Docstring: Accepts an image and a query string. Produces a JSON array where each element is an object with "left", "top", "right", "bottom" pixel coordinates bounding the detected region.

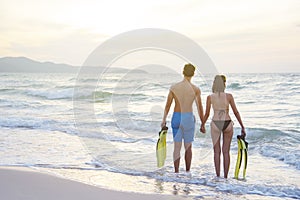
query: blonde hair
[{"left": 212, "top": 75, "right": 226, "bottom": 93}]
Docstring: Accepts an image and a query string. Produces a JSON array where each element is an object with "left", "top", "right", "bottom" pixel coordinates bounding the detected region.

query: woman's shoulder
[
  {"left": 225, "top": 93, "right": 234, "bottom": 99},
  {"left": 210, "top": 92, "right": 233, "bottom": 99},
  {"left": 210, "top": 92, "right": 228, "bottom": 96}
]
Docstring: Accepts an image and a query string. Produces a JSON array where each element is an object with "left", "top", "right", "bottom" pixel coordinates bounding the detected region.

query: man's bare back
[{"left": 170, "top": 80, "right": 200, "bottom": 113}]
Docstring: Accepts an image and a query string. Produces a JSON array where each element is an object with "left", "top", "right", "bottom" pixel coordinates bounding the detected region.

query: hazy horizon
[
  {"left": 1, "top": 56, "right": 299, "bottom": 74},
  {"left": 1, "top": 0, "right": 300, "bottom": 73}
]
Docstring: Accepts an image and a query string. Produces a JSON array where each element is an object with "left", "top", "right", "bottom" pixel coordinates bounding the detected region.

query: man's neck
[{"left": 184, "top": 76, "right": 192, "bottom": 82}]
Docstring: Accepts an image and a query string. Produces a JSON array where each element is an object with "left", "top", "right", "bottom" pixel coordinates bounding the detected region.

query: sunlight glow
[{"left": 0, "top": 0, "right": 299, "bottom": 72}]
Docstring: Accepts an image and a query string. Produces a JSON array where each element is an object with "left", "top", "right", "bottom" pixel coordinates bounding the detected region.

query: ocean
[{"left": 0, "top": 71, "right": 299, "bottom": 199}]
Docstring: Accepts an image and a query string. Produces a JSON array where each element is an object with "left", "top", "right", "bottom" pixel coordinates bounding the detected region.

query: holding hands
[{"left": 200, "top": 123, "right": 206, "bottom": 133}]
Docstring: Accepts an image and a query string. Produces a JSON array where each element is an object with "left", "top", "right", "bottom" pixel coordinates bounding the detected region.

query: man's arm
[
  {"left": 161, "top": 90, "right": 173, "bottom": 127},
  {"left": 200, "top": 95, "right": 211, "bottom": 133},
  {"left": 195, "top": 87, "right": 204, "bottom": 124}
]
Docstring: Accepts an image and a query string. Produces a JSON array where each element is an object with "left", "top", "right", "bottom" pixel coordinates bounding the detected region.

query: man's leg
[
  {"left": 173, "top": 142, "right": 182, "bottom": 173},
  {"left": 184, "top": 143, "right": 192, "bottom": 172}
]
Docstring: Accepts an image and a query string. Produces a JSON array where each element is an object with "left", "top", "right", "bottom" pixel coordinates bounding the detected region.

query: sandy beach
[{"left": 0, "top": 167, "right": 184, "bottom": 200}]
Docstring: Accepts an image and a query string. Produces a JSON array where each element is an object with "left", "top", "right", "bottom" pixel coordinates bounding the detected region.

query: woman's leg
[
  {"left": 222, "top": 122, "right": 234, "bottom": 178},
  {"left": 211, "top": 122, "right": 221, "bottom": 177}
]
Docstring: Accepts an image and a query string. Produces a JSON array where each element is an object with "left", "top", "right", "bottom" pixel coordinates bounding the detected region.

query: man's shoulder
[
  {"left": 170, "top": 81, "right": 200, "bottom": 91},
  {"left": 191, "top": 83, "right": 199, "bottom": 89},
  {"left": 170, "top": 84, "right": 176, "bottom": 90},
  {"left": 191, "top": 83, "right": 200, "bottom": 92},
  {"left": 170, "top": 81, "right": 181, "bottom": 89}
]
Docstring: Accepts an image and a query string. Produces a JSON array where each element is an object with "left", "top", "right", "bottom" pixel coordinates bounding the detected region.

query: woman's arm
[
  {"left": 228, "top": 93, "right": 246, "bottom": 137},
  {"left": 203, "top": 95, "right": 211, "bottom": 124},
  {"left": 161, "top": 90, "right": 173, "bottom": 127}
]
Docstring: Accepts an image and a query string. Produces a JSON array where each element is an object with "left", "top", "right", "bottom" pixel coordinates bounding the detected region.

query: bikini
[
  {"left": 213, "top": 120, "right": 232, "bottom": 131},
  {"left": 211, "top": 94, "right": 231, "bottom": 131}
]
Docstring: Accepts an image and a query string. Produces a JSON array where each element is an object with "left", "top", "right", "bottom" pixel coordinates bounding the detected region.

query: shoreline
[{"left": 0, "top": 166, "right": 185, "bottom": 200}]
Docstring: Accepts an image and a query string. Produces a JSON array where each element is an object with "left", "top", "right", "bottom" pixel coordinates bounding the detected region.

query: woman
[{"left": 201, "top": 75, "right": 246, "bottom": 178}]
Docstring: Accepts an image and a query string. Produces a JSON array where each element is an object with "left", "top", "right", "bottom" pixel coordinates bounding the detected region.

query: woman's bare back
[{"left": 210, "top": 92, "right": 231, "bottom": 121}]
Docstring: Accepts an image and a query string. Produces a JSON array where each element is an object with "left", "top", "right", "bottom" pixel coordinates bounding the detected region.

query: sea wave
[
  {"left": 27, "top": 88, "right": 74, "bottom": 100},
  {"left": 25, "top": 88, "right": 139, "bottom": 101},
  {"left": 77, "top": 91, "right": 113, "bottom": 99},
  {"left": 260, "top": 145, "right": 300, "bottom": 170},
  {"left": 227, "top": 83, "right": 245, "bottom": 90},
  {"left": 215, "top": 182, "right": 300, "bottom": 199},
  {"left": 243, "top": 128, "right": 287, "bottom": 140},
  {"left": 0, "top": 88, "right": 15, "bottom": 92},
  {"left": 0, "top": 116, "right": 76, "bottom": 135},
  {"left": 232, "top": 127, "right": 300, "bottom": 169},
  {"left": 245, "top": 80, "right": 259, "bottom": 85}
]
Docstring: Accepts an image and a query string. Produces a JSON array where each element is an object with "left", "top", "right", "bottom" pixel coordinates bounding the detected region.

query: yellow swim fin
[
  {"left": 234, "top": 135, "right": 248, "bottom": 179},
  {"left": 156, "top": 126, "right": 168, "bottom": 168}
]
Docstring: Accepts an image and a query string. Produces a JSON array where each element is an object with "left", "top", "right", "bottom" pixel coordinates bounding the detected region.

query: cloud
[{"left": 1, "top": 0, "right": 300, "bottom": 72}]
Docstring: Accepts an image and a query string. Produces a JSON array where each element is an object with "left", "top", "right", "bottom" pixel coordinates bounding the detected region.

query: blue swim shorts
[{"left": 171, "top": 112, "right": 195, "bottom": 143}]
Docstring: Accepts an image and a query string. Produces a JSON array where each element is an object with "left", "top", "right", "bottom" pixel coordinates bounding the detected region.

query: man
[{"left": 161, "top": 63, "right": 205, "bottom": 173}]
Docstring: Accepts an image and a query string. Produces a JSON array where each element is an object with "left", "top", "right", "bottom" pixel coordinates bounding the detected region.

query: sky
[{"left": 1, "top": 0, "right": 300, "bottom": 73}]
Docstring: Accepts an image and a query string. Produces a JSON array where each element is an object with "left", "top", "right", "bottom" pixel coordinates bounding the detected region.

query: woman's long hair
[{"left": 212, "top": 75, "right": 226, "bottom": 93}]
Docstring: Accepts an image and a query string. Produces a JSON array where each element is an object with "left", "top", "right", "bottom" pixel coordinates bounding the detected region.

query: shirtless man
[{"left": 161, "top": 63, "right": 205, "bottom": 173}]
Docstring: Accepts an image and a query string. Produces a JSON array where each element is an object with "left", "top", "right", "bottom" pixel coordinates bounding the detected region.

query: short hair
[
  {"left": 183, "top": 63, "right": 195, "bottom": 77},
  {"left": 212, "top": 75, "right": 226, "bottom": 93}
]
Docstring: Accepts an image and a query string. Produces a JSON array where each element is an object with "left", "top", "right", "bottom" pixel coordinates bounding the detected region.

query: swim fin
[
  {"left": 234, "top": 135, "right": 248, "bottom": 179},
  {"left": 156, "top": 126, "right": 168, "bottom": 168}
]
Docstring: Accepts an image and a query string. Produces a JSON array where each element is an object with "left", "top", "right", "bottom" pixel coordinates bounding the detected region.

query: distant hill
[
  {"left": 0, "top": 57, "right": 79, "bottom": 73},
  {"left": 0, "top": 57, "right": 148, "bottom": 74}
]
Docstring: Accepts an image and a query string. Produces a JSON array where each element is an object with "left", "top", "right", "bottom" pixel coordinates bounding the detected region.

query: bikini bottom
[{"left": 212, "top": 120, "right": 232, "bottom": 132}]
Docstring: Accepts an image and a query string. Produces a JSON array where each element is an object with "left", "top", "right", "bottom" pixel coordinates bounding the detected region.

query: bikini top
[{"left": 210, "top": 93, "right": 230, "bottom": 117}]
